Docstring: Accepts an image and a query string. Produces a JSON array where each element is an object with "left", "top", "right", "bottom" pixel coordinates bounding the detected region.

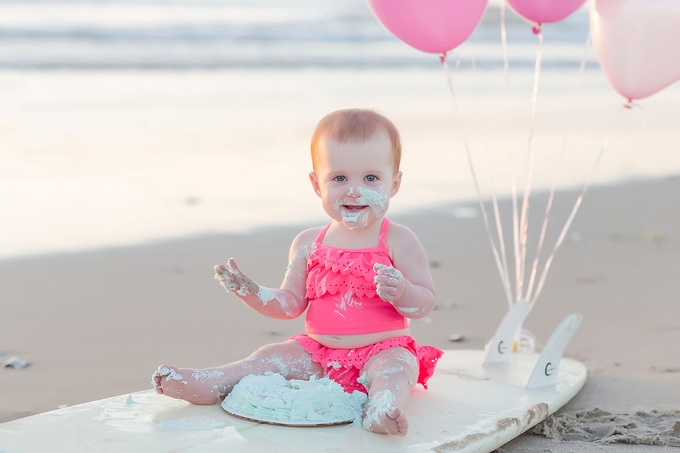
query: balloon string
[
  {"left": 512, "top": 177, "right": 521, "bottom": 304},
  {"left": 493, "top": 175, "right": 513, "bottom": 309},
  {"left": 500, "top": 0, "right": 511, "bottom": 113},
  {"left": 471, "top": 52, "right": 514, "bottom": 309},
  {"left": 531, "top": 106, "right": 623, "bottom": 305},
  {"left": 631, "top": 101, "right": 649, "bottom": 128},
  {"left": 525, "top": 32, "right": 592, "bottom": 303},
  {"left": 517, "top": 31, "right": 543, "bottom": 302},
  {"left": 441, "top": 55, "right": 514, "bottom": 308},
  {"left": 498, "top": 0, "right": 514, "bottom": 306}
]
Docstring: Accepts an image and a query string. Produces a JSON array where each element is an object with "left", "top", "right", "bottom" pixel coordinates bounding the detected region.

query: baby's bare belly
[{"left": 308, "top": 328, "right": 411, "bottom": 349}]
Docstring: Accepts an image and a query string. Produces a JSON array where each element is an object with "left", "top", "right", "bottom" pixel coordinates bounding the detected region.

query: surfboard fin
[
  {"left": 483, "top": 299, "right": 531, "bottom": 366},
  {"left": 525, "top": 313, "right": 583, "bottom": 388}
]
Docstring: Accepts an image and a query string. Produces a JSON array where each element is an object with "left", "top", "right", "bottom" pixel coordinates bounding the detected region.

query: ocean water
[
  {"left": 2, "top": 1, "right": 678, "bottom": 260},
  {"left": 0, "top": 0, "right": 594, "bottom": 70}
]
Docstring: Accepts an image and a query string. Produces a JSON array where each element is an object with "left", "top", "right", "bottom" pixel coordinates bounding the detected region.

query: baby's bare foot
[
  {"left": 152, "top": 365, "right": 184, "bottom": 395},
  {"left": 362, "top": 390, "right": 408, "bottom": 436},
  {"left": 152, "top": 365, "right": 227, "bottom": 405}
]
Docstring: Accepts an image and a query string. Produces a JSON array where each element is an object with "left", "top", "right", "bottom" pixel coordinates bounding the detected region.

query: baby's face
[{"left": 310, "top": 130, "right": 401, "bottom": 230}]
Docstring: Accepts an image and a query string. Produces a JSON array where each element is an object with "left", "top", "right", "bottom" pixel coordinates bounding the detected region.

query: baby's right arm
[{"left": 214, "top": 229, "right": 317, "bottom": 319}]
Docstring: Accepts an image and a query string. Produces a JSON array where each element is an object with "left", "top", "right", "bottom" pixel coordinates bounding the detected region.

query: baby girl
[{"left": 153, "top": 109, "right": 442, "bottom": 436}]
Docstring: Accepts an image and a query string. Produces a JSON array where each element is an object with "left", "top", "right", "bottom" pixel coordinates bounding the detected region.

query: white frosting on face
[
  {"left": 341, "top": 186, "right": 388, "bottom": 230},
  {"left": 340, "top": 210, "right": 361, "bottom": 222},
  {"left": 357, "top": 186, "right": 387, "bottom": 211},
  {"left": 332, "top": 185, "right": 389, "bottom": 230},
  {"left": 340, "top": 209, "right": 369, "bottom": 229}
]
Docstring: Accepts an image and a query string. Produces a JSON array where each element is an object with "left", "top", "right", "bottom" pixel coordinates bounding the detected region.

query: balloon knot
[
  {"left": 439, "top": 53, "right": 447, "bottom": 64},
  {"left": 532, "top": 24, "right": 542, "bottom": 35},
  {"left": 624, "top": 99, "right": 633, "bottom": 109}
]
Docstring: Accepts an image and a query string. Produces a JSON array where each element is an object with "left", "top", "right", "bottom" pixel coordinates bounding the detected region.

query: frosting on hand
[
  {"left": 214, "top": 258, "right": 258, "bottom": 296},
  {"left": 373, "top": 263, "right": 405, "bottom": 303}
]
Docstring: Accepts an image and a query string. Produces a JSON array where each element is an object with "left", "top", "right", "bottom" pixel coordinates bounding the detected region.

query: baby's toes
[
  {"left": 393, "top": 409, "right": 409, "bottom": 436},
  {"left": 152, "top": 364, "right": 183, "bottom": 394}
]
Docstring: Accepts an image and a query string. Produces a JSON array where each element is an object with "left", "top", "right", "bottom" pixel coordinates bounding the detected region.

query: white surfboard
[{"left": 0, "top": 349, "right": 586, "bottom": 453}]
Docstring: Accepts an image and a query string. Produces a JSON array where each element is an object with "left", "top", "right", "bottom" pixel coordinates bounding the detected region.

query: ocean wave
[{"left": 0, "top": 0, "right": 591, "bottom": 70}]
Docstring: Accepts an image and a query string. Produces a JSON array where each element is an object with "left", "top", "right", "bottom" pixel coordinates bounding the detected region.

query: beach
[
  {"left": 2, "top": 0, "right": 680, "bottom": 450},
  {"left": 2, "top": 175, "right": 680, "bottom": 451},
  {"left": 2, "top": 68, "right": 679, "bottom": 261}
]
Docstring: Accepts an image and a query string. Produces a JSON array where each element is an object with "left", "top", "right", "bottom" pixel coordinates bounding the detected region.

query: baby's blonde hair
[{"left": 310, "top": 109, "right": 402, "bottom": 173}]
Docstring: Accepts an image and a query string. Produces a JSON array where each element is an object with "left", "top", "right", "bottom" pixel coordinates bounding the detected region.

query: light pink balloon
[
  {"left": 592, "top": 0, "right": 680, "bottom": 101},
  {"left": 507, "top": 0, "right": 586, "bottom": 24},
  {"left": 367, "top": 0, "right": 488, "bottom": 55}
]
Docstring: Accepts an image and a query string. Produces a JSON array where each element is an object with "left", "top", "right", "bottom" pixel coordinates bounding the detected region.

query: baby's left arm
[{"left": 373, "top": 224, "right": 436, "bottom": 319}]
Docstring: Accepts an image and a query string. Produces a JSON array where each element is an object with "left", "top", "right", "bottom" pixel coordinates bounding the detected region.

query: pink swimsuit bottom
[{"left": 288, "top": 333, "right": 443, "bottom": 395}]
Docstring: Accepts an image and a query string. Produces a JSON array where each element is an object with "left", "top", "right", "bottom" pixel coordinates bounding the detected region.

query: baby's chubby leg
[
  {"left": 153, "top": 340, "right": 323, "bottom": 405},
  {"left": 361, "top": 347, "right": 418, "bottom": 436}
]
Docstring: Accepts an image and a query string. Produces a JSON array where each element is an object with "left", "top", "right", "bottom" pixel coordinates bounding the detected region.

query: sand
[
  {"left": 1, "top": 175, "right": 679, "bottom": 451},
  {"left": 1, "top": 61, "right": 679, "bottom": 450},
  {"left": 3, "top": 68, "right": 680, "bottom": 261},
  {"left": 533, "top": 408, "right": 680, "bottom": 446}
]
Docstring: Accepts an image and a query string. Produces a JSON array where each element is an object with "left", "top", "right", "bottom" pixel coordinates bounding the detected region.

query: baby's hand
[
  {"left": 373, "top": 263, "right": 405, "bottom": 303},
  {"left": 214, "top": 258, "right": 258, "bottom": 297}
]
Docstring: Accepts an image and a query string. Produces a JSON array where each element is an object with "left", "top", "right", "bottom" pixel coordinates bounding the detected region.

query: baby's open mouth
[{"left": 342, "top": 205, "right": 367, "bottom": 212}]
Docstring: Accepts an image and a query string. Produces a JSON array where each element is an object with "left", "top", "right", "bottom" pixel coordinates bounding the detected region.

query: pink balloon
[
  {"left": 592, "top": 0, "right": 680, "bottom": 101},
  {"left": 507, "top": 0, "right": 586, "bottom": 25},
  {"left": 367, "top": 0, "right": 488, "bottom": 55}
]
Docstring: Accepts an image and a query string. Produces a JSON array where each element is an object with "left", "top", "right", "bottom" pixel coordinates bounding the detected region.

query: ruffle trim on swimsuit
[
  {"left": 305, "top": 246, "right": 392, "bottom": 299},
  {"left": 288, "top": 334, "right": 444, "bottom": 392},
  {"left": 415, "top": 345, "right": 444, "bottom": 389},
  {"left": 298, "top": 334, "right": 410, "bottom": 369}
]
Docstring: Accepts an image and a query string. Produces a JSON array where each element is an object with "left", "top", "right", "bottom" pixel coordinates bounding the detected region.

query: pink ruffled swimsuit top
[{"left": 305, "top": 218, "right": 408, "bottom": 335}]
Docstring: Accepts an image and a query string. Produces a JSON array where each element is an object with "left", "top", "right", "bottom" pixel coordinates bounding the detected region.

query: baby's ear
[
  {"left": 390, "top": 171, "right": 403, "bottom": 197},
  {"left": 309, "top": 172, "right": 322, "bottom": 197}
]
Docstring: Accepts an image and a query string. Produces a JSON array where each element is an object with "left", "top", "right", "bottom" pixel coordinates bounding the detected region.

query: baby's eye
[
  {"left": 333, "top": 175, "right": 347, "bottom": 182},
  {"left": 365, "top": 175, "right": 378, "bottom": 182}
]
